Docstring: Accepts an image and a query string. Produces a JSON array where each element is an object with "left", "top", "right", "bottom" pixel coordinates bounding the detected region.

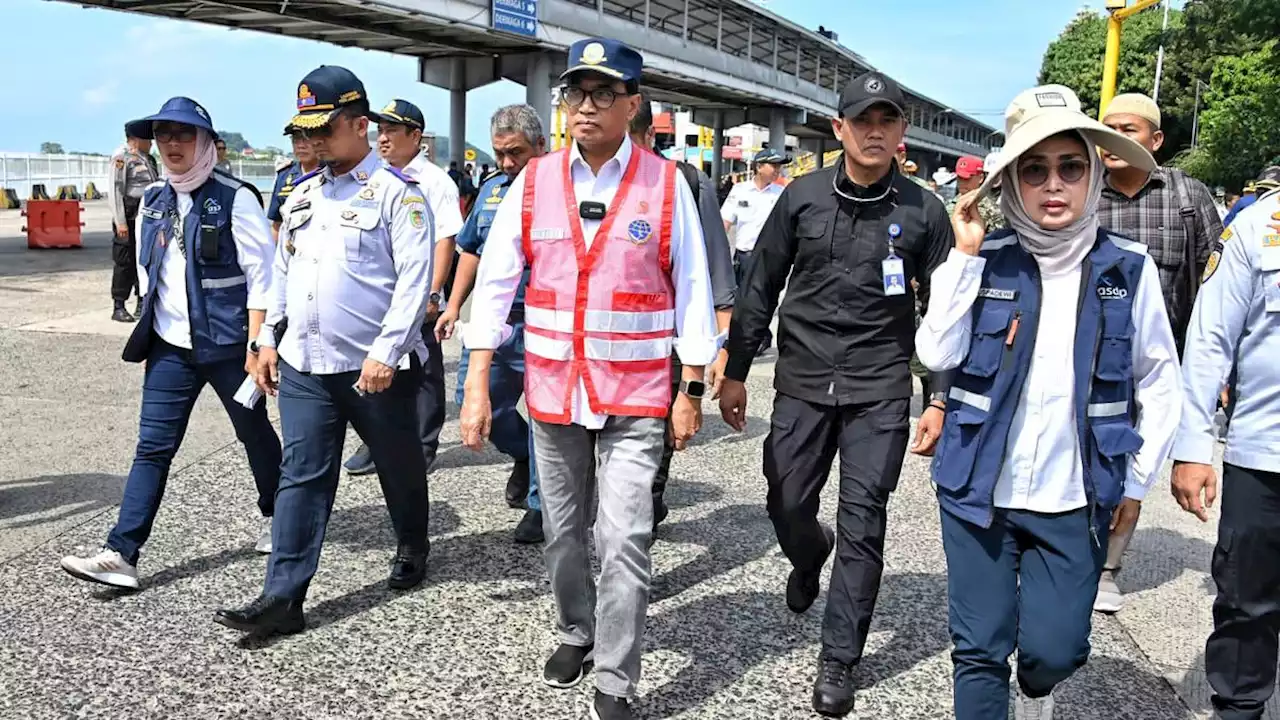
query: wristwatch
[
  {"left": 929, "top": 390, "right": 947, "bottom": 409},
  {"left": 429, "top": 291, "right": 443, "bottom": 305},
  {"left": 679, "top": 379, "right": 707, "bottom": 399},
  {"left": 248, "top": 340, "right": 261, "bottom": 354}
]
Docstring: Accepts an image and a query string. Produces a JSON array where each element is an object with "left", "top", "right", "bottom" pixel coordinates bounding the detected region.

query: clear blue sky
[{"left": 1, "top": 0, "right": 1127, "bottom": 155}]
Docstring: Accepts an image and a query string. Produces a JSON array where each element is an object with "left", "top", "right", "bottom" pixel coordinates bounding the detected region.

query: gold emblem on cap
[
  {"left": 382, "top": 101, "right": 398, "bottom": 113},
  {"left": 581, "top": 42, "right": 607, "bottom": 66},
  {"left": 298, "top": 84, "right": 312, "bottom": 100}
]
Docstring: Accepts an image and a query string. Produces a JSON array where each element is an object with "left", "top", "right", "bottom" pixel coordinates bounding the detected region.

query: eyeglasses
[
  {"left": 560, "top": 86, "right": 627, "bottom": 110},
  {"left": 1019, "top": 159, "right": 1089, "bottom": 187},
  {"left": 153, "top": 125, "right": 197, "bottom": 143},
  {"left": 297, "top": 125, "right": 334, "bottom": 141}
]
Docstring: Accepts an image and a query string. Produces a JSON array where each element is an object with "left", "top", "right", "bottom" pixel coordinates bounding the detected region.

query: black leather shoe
[
  {"left": 513, "top": 509, "right": 544, "bottom": 544},
  {"left": 111, "top": 305, "right": 135, "bottom": 323},
  {"left": 213, "top": 595, "right": 304, "bottom": 636},
  {"left": 812, "top": 657, "right": 855, "bottom": 717},
  {"left": 590, "top": 690, "right": 634, "bottom": 720},
  {"left": 543, "top": 642, "right": 593, "bottom": 688},
  {"left": 388, "top": 545, "right": 427, "bottom": 590},
  {"left": 344, "top": 443, "right": 376, "bottom": 476},
  {"left": 653, "top": 497, "right": 669, "bottom": 531},
  {"left": 787, "top": 525, "right": 835, "bottom": 613},
  {"left": 505, "top": 459, "right": 530, "bottom": 508}
]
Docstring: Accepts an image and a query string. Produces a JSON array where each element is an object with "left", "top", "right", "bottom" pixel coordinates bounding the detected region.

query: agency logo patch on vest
[
  {"left": 409, "top": 208, "right": 426, "bottom": 228},
  {"left": 203, "top": 198, "right": 222, "bottom": 215},
  {"left": 1097, "top": 278, "right": 1129, "bottom": 300},
  {"left": 627, "top": 219, "right": 653, "bottom": 245},
  {"left": 976, "top": 287, "right": 1017, "bottom": 301}
]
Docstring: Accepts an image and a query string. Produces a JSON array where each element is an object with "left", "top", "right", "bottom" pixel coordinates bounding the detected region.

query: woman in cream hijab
[{"left": 915, "top": 85, "right": 1183, "bottom": 719}]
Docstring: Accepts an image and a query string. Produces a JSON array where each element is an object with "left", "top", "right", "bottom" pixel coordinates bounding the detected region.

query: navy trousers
[
  {"left": 265, "top": 358, "right": 427, "bottom": 601},
  {"left": 107, "top": 339, "right": 281, "bottom": 565},
  {"left": 941, "top": 505, "right": 1109, "bottom": 719},
  {"left": 418, "top": 324, "right": 446, "bottom": 470},
  {"left": 455, "top": 320, "right": 539, "bottom": 510},
  {"left": 1208, "top": 463, "right": 1280, "bottom": 720}
]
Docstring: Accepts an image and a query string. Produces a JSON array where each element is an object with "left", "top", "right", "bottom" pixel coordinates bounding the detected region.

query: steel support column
[
  {"left": 450, "top": 57, "right": 466, "bottom": 168},
  {"left": 711, "top": 109, "right": 725, "bottom": 182},
  {"left": 526, "top": 52, "right": 553, "bottom": 143},
  {"left": 769, "top": 107, "right": 786, "bottom": 153}
]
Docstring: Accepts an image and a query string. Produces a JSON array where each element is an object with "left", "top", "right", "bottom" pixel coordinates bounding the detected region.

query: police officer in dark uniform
[
  {"left": 266, "top": 126, "right": 322, "bottom": 238},
  {"left": 718, "top": 71, "right": 953, "bottom": 717},
  {"left": 109, "top": 122, "right": 160, "bottom": 322}
]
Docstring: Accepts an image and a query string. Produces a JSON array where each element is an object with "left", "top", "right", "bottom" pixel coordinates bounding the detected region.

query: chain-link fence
[{"left": 0, "top": 152, "right": 279, "bottom": 201}]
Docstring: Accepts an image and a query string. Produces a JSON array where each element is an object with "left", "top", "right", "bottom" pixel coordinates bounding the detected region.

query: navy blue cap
[
  {"left": 754, "top": 148, "right": 791, "bottom": 165},
  {"left": 127, "top": 97, "right": 215, "bottom": 140},
  {"left": 291, "top": 65, "right": 369, "bottom": 130},
  {"left": 560, "top": 38, "right": 643, "bottom": 84},
  {"left": 372, "top": 99, "right": 425, "bottom": 130}
]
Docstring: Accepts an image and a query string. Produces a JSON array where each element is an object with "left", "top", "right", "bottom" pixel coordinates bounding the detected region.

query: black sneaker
[
  {"left": 344, "top": 443, "right": 376, "bottom": 476},
  {"left": 505, "top": 459, "right": 530, "bottom": 508},
  {"left": 111, "top": 304, "right": 135, "bottom": 323},
  {"left": 811, "top": 657, "right": 855, "bottom": 717},
  {"left": 543, "top": 642, "right": 593, "bottom": 688},
  {"left": 787, "top": 525, "right": 835, "bottom": 613},
  {"left": 513, "top": 509, "right": 544, "bottom": 544},
  {"left": 590, "top": 690, "right": 634, "bottom": 720}
]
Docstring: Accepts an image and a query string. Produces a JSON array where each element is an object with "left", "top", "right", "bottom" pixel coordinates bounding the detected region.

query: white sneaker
[
  {"left": 1094, "top": 570, "right": 1124, "bottom": 614},
  {"left": 255, "top": 517, "right": 273, "bottom": 554},
  {"left": 1014, "top": 686, "right": 1055, "bottom": 720},
  {"left": 60, "top": 548, "right": 139, "bottom": 589}
]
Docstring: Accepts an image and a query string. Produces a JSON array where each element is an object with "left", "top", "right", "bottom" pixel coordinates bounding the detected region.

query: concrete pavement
[{"left": 0, "top": 202, "right": 1262, "bottom": 719}]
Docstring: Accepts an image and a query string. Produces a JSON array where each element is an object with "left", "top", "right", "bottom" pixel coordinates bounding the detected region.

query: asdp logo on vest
[{"left": 1097, "top": 285, "right": 1128, "bottom": 300}]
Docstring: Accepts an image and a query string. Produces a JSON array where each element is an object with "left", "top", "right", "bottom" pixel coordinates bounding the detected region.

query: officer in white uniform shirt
[
  {"left": 60, "top": 97, "right": 281, "bottom": 590},
  {"left": 343, "top": 98, "right": 464, "bottom": 477},
  {"left": 1171, "top": 186, "right": 1280, "bottom": 720},
  {"left": 722, "top": 147, "right": 787, "bottom": 353}
]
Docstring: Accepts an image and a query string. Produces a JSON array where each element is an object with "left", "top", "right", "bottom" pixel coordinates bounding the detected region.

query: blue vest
[
  {"left": 471, "top": 175, "right": 529, "bottom": 310},
  {"left": 932, "top": 228, "right": 1148, "bottom": 533},
  {"left": 129, "top": 173, "right": 249, "bottom": 364}
]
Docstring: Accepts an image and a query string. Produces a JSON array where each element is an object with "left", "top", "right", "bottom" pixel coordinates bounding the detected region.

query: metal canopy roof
[{"left": 51, "top": 0, "right": 996, "bottom": 154}]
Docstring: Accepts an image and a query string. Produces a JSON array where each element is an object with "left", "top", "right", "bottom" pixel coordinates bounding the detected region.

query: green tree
[
  {"left": 39, "top": 141, "right": 64, "bottom": 154},
  {"left": 215, "top": 131, "right": 250, "bottom": 153},
  {"left": 1178, "top": 42, "right": 1280, "bottom": 189}
]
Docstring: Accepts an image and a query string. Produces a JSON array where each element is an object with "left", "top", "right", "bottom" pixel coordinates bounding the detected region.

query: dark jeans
[
  {"left": 1208, "top": 463, "right": 1280, "bottom": 720},
  {"left": 733, "top": 249, "right": 771, "bottom": 351},
  {"left": 941, "top": 506, "right": 1109, "bottom": 719},
  {"left": 456, "top": 320, "right": 538, "bottom": 509},
  {"left": 111, "top": 203, "right": 139, "bottom": 303},
  {"left": 764, "top": 392, "right": 910, "bottom": 665},
  {"left": 107, "top": 339, "right": 281, "bottom": 565},
  {"left": 265, "top": 358, "right": 427, "bottom": 601}
]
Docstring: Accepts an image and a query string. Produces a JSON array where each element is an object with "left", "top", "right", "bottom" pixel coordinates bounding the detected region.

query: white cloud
[{"left": 82, "top": 80, "right": 119, "bottom": 108}]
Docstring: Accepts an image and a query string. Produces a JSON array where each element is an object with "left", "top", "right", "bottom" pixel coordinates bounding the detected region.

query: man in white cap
[
  {"left": 1094, "top": 92, "right": 1223, "bottom": 615},
  {"left": 918, "top": 84, "right": 1180, "bottom": 719}
]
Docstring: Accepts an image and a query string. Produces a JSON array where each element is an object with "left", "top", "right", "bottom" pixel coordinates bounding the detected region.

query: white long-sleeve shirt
[
  {"left": 464, "top": 136, "right": 720, "bottom": 429},
  {"left": 915, "top": 247, "right": 1182, "bottom": 508},
  {"left": 136, "top": 184, "right": 273, "bottom": 350}
]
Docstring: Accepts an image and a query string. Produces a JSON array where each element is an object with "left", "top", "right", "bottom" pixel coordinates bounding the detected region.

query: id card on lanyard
[{"left": 883, "top": 222, "right": 906, "bottom": 296}]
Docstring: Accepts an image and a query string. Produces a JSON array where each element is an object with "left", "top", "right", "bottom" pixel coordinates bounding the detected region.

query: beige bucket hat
[{"left": 977, "top": 84, "right": 1156, "bottom": 200}]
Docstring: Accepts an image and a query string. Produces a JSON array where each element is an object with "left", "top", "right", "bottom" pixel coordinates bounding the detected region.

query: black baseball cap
[
  {"left": 839, "top": 71, "right": 906, "bottom": 119},
  {"left": 290, "top": 65, "right": 370, "bottom": 130},
  {"left": 372, "top": 99, "right": 425, "bottom": 130}
]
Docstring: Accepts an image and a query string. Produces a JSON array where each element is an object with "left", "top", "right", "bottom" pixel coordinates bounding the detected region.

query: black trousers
[
  {"left": 1208, "top": 463, "right": 1280, "bottom": 720},
  {"left": 417, "top": 324, "right": 446, "bottom": 470},
  {"left": 653, "top": 359, "right": 682, "bottom": 506},
  {"left": 733, "top": 250, "right": 771, "bottom": 350},
  {"left": 111, "top": 201, "right": 139, "bottom": 303},
  {"left": 764, "top": 392, "right": 910, "bottom": 665}
]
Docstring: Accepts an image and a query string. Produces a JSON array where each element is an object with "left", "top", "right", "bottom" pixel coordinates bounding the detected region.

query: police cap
[
  {"left": 560, "top": 38, "right": 643, "bottom": 85},
  {"left": 290, "top": 65, "right": 371, "bottom": 130},
  {"left": 372, "top": 99, "right": 426, "bottom": 130}
]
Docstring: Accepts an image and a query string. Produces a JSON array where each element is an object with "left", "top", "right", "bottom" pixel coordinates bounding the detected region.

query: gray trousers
[{"left": 532, "top": 415, "right": 665, "bottom": 699}]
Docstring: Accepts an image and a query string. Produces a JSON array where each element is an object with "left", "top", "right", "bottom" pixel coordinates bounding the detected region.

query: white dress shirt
[
  {"left": 721, "top": 179, "right": 783, "bottom": 253},
  {"left": 136, "top": 185, "right": 273, "bottom": 350},
  {"left": 916, "top": 247, "right": 1182, "bottom": 509},
  {"left": 464, "top": 136, "right": 720, "bottom": 429},
  {"left": 401, "top": 153, "right": 464, "bottom": 240}
]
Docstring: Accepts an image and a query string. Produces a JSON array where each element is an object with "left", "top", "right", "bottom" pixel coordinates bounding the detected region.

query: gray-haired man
[{"left": 435, "top": 104, "right": 548, "bottom": 543}]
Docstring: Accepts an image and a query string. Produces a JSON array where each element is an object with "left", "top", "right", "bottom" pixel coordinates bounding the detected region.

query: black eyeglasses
[
  {"left": 1019, "top": 159, "right": 1089, "bottom": 187},
  {"left": 560, "top": 86, "right": 628, "bottom": 110},
  {"left": 153, "top": 125, "right": 197, "bottom": 143},
  {"left": 297, "top": 125, "right": 334, "bottom": 141}
]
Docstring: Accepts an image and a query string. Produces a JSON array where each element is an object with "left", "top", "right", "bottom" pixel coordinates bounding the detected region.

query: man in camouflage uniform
[
  {"left": 946, "top": 155, "right": 1004, "bottom": 229},
  {"left": 108, "top": 121, "right": 160, "bottom": 323}
]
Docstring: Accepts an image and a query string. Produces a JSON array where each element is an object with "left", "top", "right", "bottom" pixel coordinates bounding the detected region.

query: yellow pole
[
  {"left": 1100, "top": 0, "right": 1162, "bottom": 117},
  {"left": 552, "top": 108, "right": 563, "bottom": 150}
]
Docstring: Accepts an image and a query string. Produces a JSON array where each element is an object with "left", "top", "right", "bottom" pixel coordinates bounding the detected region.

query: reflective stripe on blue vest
[
  {"left": 138, "top": 173, "right": 249, "bottom": 364},
  {"left": 931, "top": 228, "right": 1147, "bottom": 533}
]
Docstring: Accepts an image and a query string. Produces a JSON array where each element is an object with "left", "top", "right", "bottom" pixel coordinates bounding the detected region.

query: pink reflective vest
[{"left": 520, "top": 147, "right": 677, "bottom": 424}]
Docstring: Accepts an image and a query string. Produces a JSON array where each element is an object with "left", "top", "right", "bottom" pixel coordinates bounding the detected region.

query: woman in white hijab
[{"left": 915, "top": 85, "right": 1183, "bottom": 719}]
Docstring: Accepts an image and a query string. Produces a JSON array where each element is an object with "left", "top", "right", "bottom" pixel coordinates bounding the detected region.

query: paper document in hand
[{"left": 234, "top": 375, "right": 263, "bottom": 408}]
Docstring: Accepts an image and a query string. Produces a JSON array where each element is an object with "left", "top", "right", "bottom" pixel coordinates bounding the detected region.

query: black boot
[
  {"left": 213, "top": 595, "right": 305, "bottom": 636},
  {"left": 513, "top": 509, "right": 544, "bottom": 544},
  {"left": 111, "top": 302, "right": 135, "bottom": 323},
  {"left": 505, "top": 459, "right": 530, "bottom": 508},
  {"left": 786, "top": 525, "right": 834, "bottom": 613},
  {"left": 812, "top": 657, "right": 855, "bottom": 716}
]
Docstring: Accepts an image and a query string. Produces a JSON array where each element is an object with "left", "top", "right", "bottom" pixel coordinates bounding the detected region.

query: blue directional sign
[{"left": 492, "top": 0, "right": 538, "bottom": 38}]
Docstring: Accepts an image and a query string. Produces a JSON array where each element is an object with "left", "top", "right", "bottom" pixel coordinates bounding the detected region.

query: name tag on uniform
[
  {"left": 531, "top": 228, "right": 567, "bottom": 241},
  {"left": 141, "top": 207, "right": 163, "bottom": 220},
  {"left": 738, "top": 200, "right": 749, "bottom": 207},
  {"left": 977, "top": 287, "right": 1018, "bottom": 301},
  {"left": 291, "top": 199, "right": 311, "bottom": 213},
  {"left": 882, "top": 257, "right": 906, "bottom": 296}
]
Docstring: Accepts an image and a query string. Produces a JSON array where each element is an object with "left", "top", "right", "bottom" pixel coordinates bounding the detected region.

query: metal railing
[{"left": 0, "top": 152, "right": 279, "bottom": 200}]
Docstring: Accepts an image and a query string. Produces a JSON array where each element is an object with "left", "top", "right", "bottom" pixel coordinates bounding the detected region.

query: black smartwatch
[
  {"left": 929, "top": 391, "right": 947, "bottom": 409},
  {"left": 248, "top": 340, "right": 261, "bottom": 354},
  {"left": 429, "top": 291, "right": 443, "bottom": 305},
  {"left": 679, "top": 379, "right": 707, "bottom": 399}
]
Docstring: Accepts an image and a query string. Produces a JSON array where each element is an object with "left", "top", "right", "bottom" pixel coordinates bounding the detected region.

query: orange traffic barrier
[{"left": 21, "top": 200, "right": 84, "bottom": 249}]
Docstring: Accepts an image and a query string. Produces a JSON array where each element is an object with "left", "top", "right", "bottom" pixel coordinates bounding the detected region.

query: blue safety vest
[
  {"left": 932, "top": 228, "right": 1148, "bottom": 533},
  {"left": 466, "top": 174, "right": 529, "bottom": 310},
  {"left": 135, "top": 173, "right": 251, "bottom": 364}
]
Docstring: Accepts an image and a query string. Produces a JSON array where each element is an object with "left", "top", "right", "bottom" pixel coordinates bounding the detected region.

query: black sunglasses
[{"left": 153, "top": 124, "right": 198, "bottom": 143}]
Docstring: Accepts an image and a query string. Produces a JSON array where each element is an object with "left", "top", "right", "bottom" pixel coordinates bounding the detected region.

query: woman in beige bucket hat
[{"left": 914, "top": 85, "right": 1184, "bottom": 719}]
